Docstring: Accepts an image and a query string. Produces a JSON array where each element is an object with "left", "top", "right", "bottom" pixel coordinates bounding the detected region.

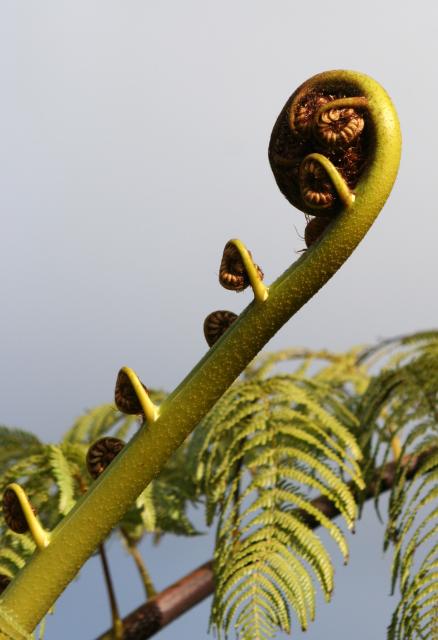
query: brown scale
[
  {"left": 204, "top": 310, "right": 238, "bottom": 347},
  {"left": 299, "top": 159, "right": 336, "bottom": 210},
  {"left": 304, "top": 216, "right": 332, "bottom": 248},
  {"left": 115, "top": 369, "right": 149, "bottom": 415},
  {"left": 86, "top": 437, "right": 125, "bottom": 479},
  {"left": 315, "top": 107, "right": 364, "bottom": 147},
  {"left": 2, "top": 488, "right": 33, "bottom": 534},
  {"left": 0, "top": 574, "right": 11, "bottom": 594},
  {"left": 219, "top": 242, "right": 263, "bottom": 292}
]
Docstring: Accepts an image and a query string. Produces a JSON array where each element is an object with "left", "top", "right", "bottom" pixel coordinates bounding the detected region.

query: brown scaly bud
[
  {"left": 314, "top": 105, "right": 364, "bottom": 147},
  {"left": 304, "top": 216, "right": 332, "bottom": 248},
  {"left": 219, "top": 242, "right": 263, "bottom": 292},
  {"left": 269, "top": 75, "right": 369, "bottom": 217},
  {"left": 2, "top": 487, "right": 34, "bottom": 534},
  {"left": 204, "top": 310, "right": 238, "bottom": 347},
  {"left": 86, "top": 437, "right": 125, "bottom": 479},
  {"left": 115, "top": 369, "right": 149, "bottom": 415},
  {"left": 299, "top": 158, "right": 336, "bottom": 211}
]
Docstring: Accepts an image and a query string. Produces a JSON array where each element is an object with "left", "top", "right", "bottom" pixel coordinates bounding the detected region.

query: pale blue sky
[{"left": 1, "top": 1, "right": 437, "bottom": 638}]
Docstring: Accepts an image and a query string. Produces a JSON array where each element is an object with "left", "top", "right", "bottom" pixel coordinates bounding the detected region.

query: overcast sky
[{"left": 1, "top": 1, "right": 437, "bottom": 639}]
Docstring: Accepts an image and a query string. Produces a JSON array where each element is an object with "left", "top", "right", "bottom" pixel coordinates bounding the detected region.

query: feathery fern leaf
[
  {"left": 47, "top": 445, "right": 77, "bottom": 516},
  {"left": 359, "top": 330, "right": 438, "bottom": 640},
  {"left": 191, "top": 349, "right": 366, "bottom": 639}
]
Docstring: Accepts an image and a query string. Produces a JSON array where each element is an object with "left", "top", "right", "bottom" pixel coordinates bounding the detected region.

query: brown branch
[
  {"left": 95, "top": 448, "right": 435, "bottom": 640},
  {"left": 95, "top": 561, "right": 214, "bottom": 640}
]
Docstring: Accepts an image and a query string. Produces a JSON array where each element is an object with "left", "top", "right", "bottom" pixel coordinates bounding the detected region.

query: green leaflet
[{"left": 47, "top": 446, "right": 76, "bottom": 516}]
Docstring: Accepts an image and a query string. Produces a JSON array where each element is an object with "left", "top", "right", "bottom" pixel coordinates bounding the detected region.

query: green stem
[
  {"left": 0, "top": 70, "right": 401, "bottom": 639},
  {"left": 120, "top": 529, "right": 157, "bottom": 600}
]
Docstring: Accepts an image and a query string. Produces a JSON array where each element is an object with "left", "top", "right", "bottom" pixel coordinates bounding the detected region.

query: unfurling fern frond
[
  {"left": 191, "top": 352, "right": 365, "bottom": 639},
  {"left": 359, "top": 330, "right": 438, "bottom": 640}
]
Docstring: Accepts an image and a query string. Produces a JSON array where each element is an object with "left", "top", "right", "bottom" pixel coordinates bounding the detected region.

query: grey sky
[{"left": 1, "top": 1, "right": 437, "bottom": 638}]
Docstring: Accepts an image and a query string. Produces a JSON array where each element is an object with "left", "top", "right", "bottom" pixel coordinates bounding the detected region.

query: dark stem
[
  {"left": 119, "top": 528, "right": 157, "bottom": 600},
  {"left": 95, "top": 448, "right": 435, "bottom": 640},
  {"left": 99, "top": 543, "right": 124, "bottom": 640}
]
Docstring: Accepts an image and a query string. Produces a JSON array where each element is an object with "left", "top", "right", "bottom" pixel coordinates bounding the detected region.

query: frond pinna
[
  {"left": 191, "top": 348, "right": 366, "bottom": 638},
  {"left": 358, "top": 330, "right": 438, "bottom": 640}
]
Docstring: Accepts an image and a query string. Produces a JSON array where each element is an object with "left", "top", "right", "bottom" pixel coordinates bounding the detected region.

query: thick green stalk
[{"left": 0, "top": 70, "right": 401, "bottom": 639}]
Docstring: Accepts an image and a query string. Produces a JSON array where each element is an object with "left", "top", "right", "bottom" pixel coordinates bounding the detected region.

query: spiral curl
[
  {"left": 86, "top": 437, "right": 125, "bottom": 479},
  {"left": 314, "top": 106, "right": 364, "bottom": 147},
  {"left": 269, "top": 80, "right": 369, "bottom": 217},
  {"left": 115, "top": 369, "right": 149, "bottom": 415},
  {"left": 219, "top": 242, "right": 263, "bottom": 292},
  {"left": 2, "top": 488, "right": 33, "bottom": 534},
  {"left": 204, "top": 310, "right": 238, "bottom": 347},
  {"left": 300, "top": 158, "right": 336, "bottom": 210}
]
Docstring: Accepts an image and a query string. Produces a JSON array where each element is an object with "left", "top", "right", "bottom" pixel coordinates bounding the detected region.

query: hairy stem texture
[{"left": 0, "top": 70, "right": 401, "bottom": 639}]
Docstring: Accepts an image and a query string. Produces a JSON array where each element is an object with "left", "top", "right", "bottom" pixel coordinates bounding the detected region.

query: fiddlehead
[
  {"left": 0, "top": 70, "right": 401, "bottom": 640},
  {"left": 86, "top": 438, "right": 126, "bottom": 480},
  {"left": 270, "top": 82, "right": 371, "bottom": 219},
  {"left": 203, "top": 311, "right": 238, "bottom": 347},
  {"left": 2, "top": 485, "right": 50, "bottom": 550},
  {"left": 114, "top": 368, "right": 159, "bottom": 423},
  {"left": 219, "top": 240, "right": 268, "bottom": 302}
]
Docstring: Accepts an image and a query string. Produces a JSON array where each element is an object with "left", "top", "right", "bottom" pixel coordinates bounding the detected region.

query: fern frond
[
  {"left": 359, "top": 330, "right": 438, "bottom": 639},
  {"left": 192, "top": 356, "right": 365, "bottom": 639},
  {"left": 0, "top": 530, "right": 36, "bottom": 580}
]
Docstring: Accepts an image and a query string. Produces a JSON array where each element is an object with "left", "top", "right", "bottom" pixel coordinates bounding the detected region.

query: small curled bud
[
  {"left": 300, "top": 158, "right": 336, "bottom": 210},
  {"left": 114, "top": 367, "right": 159, "bottom": 423},
  {"left": 290, "top": 92, "right": 334, "bottom": 137},
  {"left": 0, "top": 574, "right": 11, "bottom": 595},
  {"left": 219, "top": 242, "right": 263, "bottom": 292},
  {"left": 304, "top": 216, "right": 332, "bottom": 248},
  {"left": 204, "top": 310, "right": 238, "bottom": 347},
  {"left": 86, "top": 437, "right": 125, "bottom": 479},
  {"left": 115, "top": 369, "right": 149, "bottom": 415},
  {"left": 2, "top": 487, "right": 34, "bottom": 534},
  {"left": 2, "top": 484, "right": 50, "bottom": 548},
  {"left": 314, "top": 105, "right": 364, "bottom": 147}
]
